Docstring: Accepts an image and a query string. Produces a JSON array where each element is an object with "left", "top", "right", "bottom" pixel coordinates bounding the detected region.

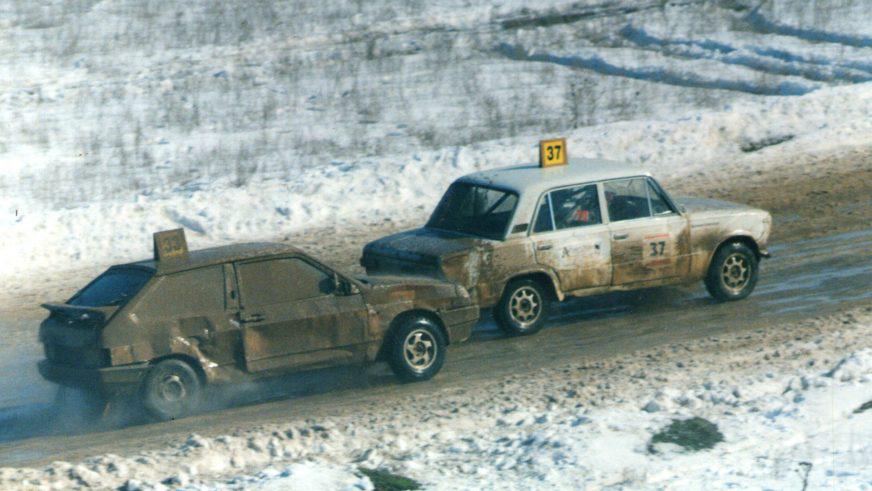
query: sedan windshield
[
  {"left": 69, "top": 268, "right": 153, "bottom": 307},
  {"left": 426, "top": 182, "right": 518, "bottom": 240}
]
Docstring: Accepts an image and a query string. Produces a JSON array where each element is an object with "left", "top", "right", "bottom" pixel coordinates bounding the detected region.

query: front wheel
[
  {"left": 387, "top": 316, "right": 447, "bottom": 382},
  {"left": 140, "top": 359, "right": 203, "bottom": 421},
  {"left": 705, "top": 241, "right": 759, "bottom": 301},
  {"left": 495, "top": 279, "right": 551, "bottom": 336}
]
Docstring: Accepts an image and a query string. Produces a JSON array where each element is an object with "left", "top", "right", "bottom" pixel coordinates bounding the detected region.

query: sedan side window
[
  {"left": 647, "top": 179, "right": 675, "bottom": 215},
  {"left": 532, "top": 194, "right": 555, "bottom": 233},
  {"left": 237, "top": 258, "right": 334, "bottom": 307},
  {"left": 550, "top": 184, "right": 602, "bottom": 230},
  {"left": 603, "top": 178, "right": 652, "bottom": 222}
]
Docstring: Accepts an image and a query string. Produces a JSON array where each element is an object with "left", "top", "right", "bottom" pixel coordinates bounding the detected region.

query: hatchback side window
[
  {"left": 138, "top": 266, "right": 224, "bottom": 315},
  {"left": 237, "top": 258, "right": 334, "bottom": 307},
  {"left": 603, "top": 178, "right": 652, "bottom": 222}
]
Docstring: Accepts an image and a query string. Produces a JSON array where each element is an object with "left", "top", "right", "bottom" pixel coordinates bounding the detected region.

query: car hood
[
  {"left": 674, "top": 197, "right": 757, "bottom": 214},
  {"left": 364, "top": 227, "right": 481, "bottom": 261}
]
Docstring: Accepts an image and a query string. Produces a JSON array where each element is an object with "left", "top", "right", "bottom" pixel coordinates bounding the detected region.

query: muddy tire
[
  {"left": 140, "top": 359, "right": 202, "bottom": 421},
  {"left": 495, "top": 278, "right": 551, "bottom": 336},
  {"left": 705, "top": 241, "right": 759, "bottom": 301},
  {"left": 387, "top": 316, "right": 446, "bottom": 383}
]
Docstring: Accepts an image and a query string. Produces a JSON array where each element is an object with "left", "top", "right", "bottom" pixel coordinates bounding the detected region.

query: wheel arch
[
  {"left": 712, "top": 234, "right": 762, "bottom": 262},
  {"left": 501, "top": 269, "right": 563, "bottom": 302}
]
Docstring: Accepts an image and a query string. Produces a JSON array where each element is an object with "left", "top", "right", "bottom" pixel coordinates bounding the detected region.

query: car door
[
  {"left": 603, "top": 177, "right": 689, "bottom": 285},
  {"left": 530, "top": 182, "right": 612, "bottom": 291},
  {"left": 234, "top": 256, "right": 369, "bottom": 373}
]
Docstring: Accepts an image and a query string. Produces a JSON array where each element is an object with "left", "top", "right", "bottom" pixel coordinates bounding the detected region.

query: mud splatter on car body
[
  {"left": 39, "top": 239, "right": 478, "bottom": 399},
  {"left": 362, "top": 160, "right": 771, "bottom": 310}
]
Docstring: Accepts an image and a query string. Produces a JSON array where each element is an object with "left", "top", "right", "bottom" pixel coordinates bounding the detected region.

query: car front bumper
[{"left": 38, "top": 359, "right": 148, "bottom": 393}]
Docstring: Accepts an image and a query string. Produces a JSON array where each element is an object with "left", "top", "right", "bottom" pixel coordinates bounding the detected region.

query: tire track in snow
[
  {"left": 495, "top": 42, "right": 817, "bottom": 96},
  {"left": 746, "top": 46, "right": 872, "bottom": 77},
  {"left": 744, "top": 7, "right": 872, "bottom": 48},
  {"left": 497, "top": 0, "right": 708, "bottom": 30},
  {"left": 620, "top": 25, "right": 872, "bottom": 84}
]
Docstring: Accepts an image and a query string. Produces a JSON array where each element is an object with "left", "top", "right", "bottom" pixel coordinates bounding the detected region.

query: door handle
[
  {"left": 613, "top": 233, "right": 629, "bottom": 240},
  {"left": 537, "top": 243, "right": 553, "bottom": 251},
  {"left": 239, "top": 313, "right": 265, "bottom": 323}
]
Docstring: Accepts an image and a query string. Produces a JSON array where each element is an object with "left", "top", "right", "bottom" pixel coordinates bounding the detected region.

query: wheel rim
[
  {"left": 403, "top": 329, "right": 437, "bottom": 373},
  {"left": 158, "top": 373, "right": 187, "bottom": 403},
  {"left": 721, "top": 253, "right": 751, "bottom": 293},
  {"left": 509, "top": 286, "right": 542, "bottom": 328}
]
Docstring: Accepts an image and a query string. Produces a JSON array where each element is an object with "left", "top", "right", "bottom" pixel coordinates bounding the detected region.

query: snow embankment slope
[
  {"left": 3, "top": 81, "right": 872, "bottom": 289},
  {"left": 2, "top": 308, "right": 870, "bottom": 490}
]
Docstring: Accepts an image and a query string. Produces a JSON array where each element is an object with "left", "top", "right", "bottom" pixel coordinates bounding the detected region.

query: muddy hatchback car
[
  {"left": 362, "top": 154, "right": 771, "bottom": 336},
  {"left": 39, "top": 230, "right": 478, "bottom": 420}
]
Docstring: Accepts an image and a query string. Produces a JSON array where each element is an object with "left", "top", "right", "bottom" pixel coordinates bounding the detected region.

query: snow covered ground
[
  {"left": 3, "top": 0, "right": 872, "bottom": 291},
  {"left": 1, "top": 308, "right": 870, "bottom": 490},
  {"left": 3, "top": 80, "right": 872, "bottom": 290}
]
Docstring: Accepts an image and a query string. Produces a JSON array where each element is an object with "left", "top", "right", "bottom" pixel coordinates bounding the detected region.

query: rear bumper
[
  {"left": 440, "top": 305, "right": 480, "bottom": 344},
  {"left": 38, "top": 359, "right": 148, "bottom": 393}
]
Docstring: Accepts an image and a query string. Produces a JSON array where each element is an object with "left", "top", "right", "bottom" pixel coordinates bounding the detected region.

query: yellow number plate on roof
[
  {"left": 153, "top": 228, "right": 188, "bottom": 261},
  {"left": 539, "top": 138, "right": 567, "bottom": 167}
]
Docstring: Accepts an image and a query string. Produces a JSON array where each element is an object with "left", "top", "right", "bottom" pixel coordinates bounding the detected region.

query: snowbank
[{"left": 3, "top": 81, "right": 872, "bottom": 286}]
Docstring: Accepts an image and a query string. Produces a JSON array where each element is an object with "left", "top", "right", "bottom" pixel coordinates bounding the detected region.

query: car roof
[
  {"left": 457, "top": 159, "right": 651, "bottom": 195},
  {"left": 120, "top": 242, "right": 304, "bottom": 275}
]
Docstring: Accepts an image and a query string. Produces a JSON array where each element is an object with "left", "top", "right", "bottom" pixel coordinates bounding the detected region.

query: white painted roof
[{"left": 458, "top": 159, "right": 650, "bottom": 196}]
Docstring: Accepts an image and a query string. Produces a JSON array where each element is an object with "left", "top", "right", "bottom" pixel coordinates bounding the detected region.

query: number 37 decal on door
[{"left": 643, "top": 233, "right": 671, "bottom": 266}]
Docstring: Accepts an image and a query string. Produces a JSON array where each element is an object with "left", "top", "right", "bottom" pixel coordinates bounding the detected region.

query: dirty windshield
[
  {"left": 69, "top": 268, "right": 153, "bottom": 307},
  {"left": 426, "top": 182, "right": 518, "bottom": 240}
]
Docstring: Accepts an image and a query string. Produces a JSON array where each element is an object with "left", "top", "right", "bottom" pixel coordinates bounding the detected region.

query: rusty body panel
[
  {"left": 362, "top": 162, "right": 772, "bottom": 309},
  {"left": 38, "top": 242, "right": 478, "bottom": 394}
]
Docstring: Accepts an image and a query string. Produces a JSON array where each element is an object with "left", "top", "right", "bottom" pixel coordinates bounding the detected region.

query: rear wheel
[
  {"left": 140, "top": 359, "right": 202, "bottom": 421},
  {"left": 705, "top": 241, "right": 759, "bottom": 301},
  {"left": 495, "top": 278, "right": 551, "bottom": 336},
  {"left": 387, "top": 316, "right": 446, "bottom": 382}
]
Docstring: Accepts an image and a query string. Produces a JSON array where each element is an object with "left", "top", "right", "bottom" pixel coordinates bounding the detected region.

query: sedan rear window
[
  {"left": 427, "top": 182, "right": 518, "bottom": 240},
  {"left": 69, "top": 268, "right": 153, "bottom": 307}
]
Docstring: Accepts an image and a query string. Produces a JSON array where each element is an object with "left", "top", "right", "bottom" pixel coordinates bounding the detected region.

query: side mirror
[{"left": 333, "top": 273, "right": 359, "bottom": 295}]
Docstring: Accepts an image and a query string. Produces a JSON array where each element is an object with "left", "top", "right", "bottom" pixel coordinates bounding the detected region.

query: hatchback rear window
[{"left": 69, "top": 268, "right": 153, "bottom": 307}]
